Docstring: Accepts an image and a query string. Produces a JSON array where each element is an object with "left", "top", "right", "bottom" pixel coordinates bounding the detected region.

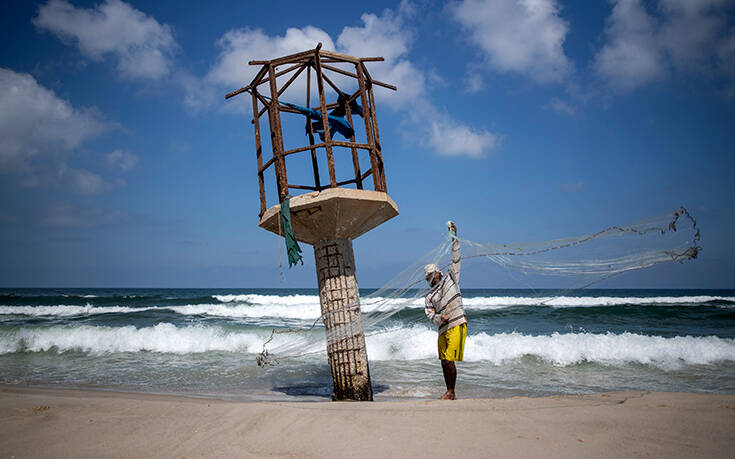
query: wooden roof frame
[{"left": 225, "top": 43, "right": 397, "bottom": 218}]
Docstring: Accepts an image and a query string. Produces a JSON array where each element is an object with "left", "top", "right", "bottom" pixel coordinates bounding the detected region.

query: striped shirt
[{"left": 424, "top": 239, "right": 467, "bottom": 335}]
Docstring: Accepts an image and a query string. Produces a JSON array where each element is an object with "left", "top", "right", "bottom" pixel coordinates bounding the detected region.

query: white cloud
[
  {"left": 594, "top": 0, "right": 664, "bottom": 91},
  {"left": 659, "top": 0, "right": 730, "bottom": 71},
  {"left": 450, "top": 0, "right": 572, "bottom": 83},
  {"left": 106, "top": 149, "right": 138, "bottom": 171},
  {"left": 33, "top": 0, "right": 177, "bottom": 80},
  {"left": 207, "top": 26, "right": 335, "bottom": 90},
  {"left": 594, "top": 0, "right": 735, "bottom": 93},
  {"left": 204, "top": 2, "right": 498, "bottom": 158},
  {"left": 428, "top": 115, "right": 498, "bottom": 158},
  {"left": 542, "top": 97, "right": 576, "bottom": 116},
  {"left": 0, "top": 68, "right": 106, "bottom": 172},
  {"left": 59, "top": 164, "right": 111, "bottom": 195},
  {"left": 465, "top": 74, "right": 484, "bottom": 93}
]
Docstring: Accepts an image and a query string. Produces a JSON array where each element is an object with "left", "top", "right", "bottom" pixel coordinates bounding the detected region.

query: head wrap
[{"left": 424, "top": 264, "right": 440, "bottom": 276}]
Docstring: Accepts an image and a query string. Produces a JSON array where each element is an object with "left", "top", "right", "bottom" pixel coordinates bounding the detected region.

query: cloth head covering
[{"left": 424, "top": 263, "right": 440, "bottom": 276}]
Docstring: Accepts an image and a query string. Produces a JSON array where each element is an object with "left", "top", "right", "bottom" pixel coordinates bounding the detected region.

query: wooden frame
[{"left": 226, "top": 43, "right": 395, "bottom": 218}]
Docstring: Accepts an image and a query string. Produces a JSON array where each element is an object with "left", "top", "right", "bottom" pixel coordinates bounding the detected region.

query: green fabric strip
[{"left": 279, "top": 195, "right": 303, "bottom": 268}]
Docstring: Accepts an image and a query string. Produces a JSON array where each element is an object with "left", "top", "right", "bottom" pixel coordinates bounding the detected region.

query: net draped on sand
[{"left": 256, "top": 207, "right": 701, "bottom": 366}]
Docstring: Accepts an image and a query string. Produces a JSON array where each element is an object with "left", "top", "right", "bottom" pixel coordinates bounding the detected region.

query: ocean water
[{"left": 1, "top": 288, "right": 734, "bottom": 401}]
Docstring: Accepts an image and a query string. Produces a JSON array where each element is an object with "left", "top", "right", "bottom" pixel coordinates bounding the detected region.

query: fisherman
[{"left": 424, "top": 221, "right": 467, "bottom": 400}]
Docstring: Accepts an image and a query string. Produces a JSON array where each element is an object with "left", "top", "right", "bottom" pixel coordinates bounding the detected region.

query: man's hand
[{"left": 440, "top": 313, "right": 450, "bottom": 323}]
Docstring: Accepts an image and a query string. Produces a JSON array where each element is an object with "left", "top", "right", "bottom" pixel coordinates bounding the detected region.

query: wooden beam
[
  {"left": 367, "top": 83, "right": 387, "bottom": 191},
  {"left": 313, "top": 46, "right": 337, "bottom": 188},
  {"left": 321, "top": 64, "right": 397, "bottom": 90},
  {"left": 250, "top": 43, "right": 323, "bottom": 67},
  {"left": 335, "top": 178, "right": 358, "bottom": 187},
  {"left": 276, "top": 63, "right": 307, "bottom": 97},
  {"left": 306, "top": 64, "right": 321, "bottom": 190},
  {"left": 320, "top": 71, "right": 343, "bottom": 95},
  {"left": 251, "top": 90, "right": 266, "bottom": 217},
  {"left": 267, "top": 64, "right": 288, "bottom": 199},
  {"left": 360, "top": 57, "right": 385, "bottom": 62},
  {"left": 287, "top": 184, "right": 319, "bottom": 191},
  {"left": 343, "top": 94, "right": 363, "bottom": 189},
  {"left": 356, "top": 62, "right": 382, "bottom": 192},
  {"left": 319, "top": 49, "right": 361, "bottom": 64}
]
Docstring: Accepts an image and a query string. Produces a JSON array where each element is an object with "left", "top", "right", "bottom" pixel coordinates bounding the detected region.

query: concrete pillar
[{"left": 314, "top": 238, "right": 373, "bottom": 401}]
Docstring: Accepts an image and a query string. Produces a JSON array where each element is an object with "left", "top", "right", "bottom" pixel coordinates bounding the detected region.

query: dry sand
[{"left": 1, "top": 386, "right": 734, "bottom": 458}]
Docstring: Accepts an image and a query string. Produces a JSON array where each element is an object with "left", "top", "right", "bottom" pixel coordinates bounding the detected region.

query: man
[{"left": 424, "top": 221, "right": 467, "bottom": 400}]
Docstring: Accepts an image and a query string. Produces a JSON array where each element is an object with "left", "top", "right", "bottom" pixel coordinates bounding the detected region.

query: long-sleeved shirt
[{"left": 424, "top": 239, "right": 467, "bottom": 335}]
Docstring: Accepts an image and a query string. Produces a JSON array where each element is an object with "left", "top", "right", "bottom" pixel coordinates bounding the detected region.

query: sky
[{"left": 1, "top": 0, "right": 734, "bottom": 288}]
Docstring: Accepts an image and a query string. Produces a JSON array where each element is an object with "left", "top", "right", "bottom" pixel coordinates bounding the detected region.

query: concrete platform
[{"left": 258, "top": 188, "right": 399, "bottom": 245}]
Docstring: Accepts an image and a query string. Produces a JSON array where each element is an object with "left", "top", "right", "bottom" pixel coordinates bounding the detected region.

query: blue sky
[{"left": 1, "top": 0, "right": 734, "bottom": 288}]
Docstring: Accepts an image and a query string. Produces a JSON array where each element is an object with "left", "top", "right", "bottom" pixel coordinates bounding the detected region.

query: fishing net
[{"left": 256, "top": 207, "right": 701, "bottom": 366}]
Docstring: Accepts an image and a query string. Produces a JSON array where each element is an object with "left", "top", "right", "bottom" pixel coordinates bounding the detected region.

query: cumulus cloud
[
  {"left": 0, "top": 68, "right": 106, "bottom": 172},
  {"left": 59, "top": 165, "right": 111, "bottom": 195},
  {"left": 594, "top": 0, "right": 665, "bottom": 91},
  {"left": 106, "top": 149, "right": 138, "bottom": 172},
  {"left": 207, "top": 26, "right": 335, "bottom": 90},
  {"left": 542, "top": 97, "right": 576, "bottom": 116},
  {"left": 203, "top": 1, "right": 498, "bottom": 158},
  {"left": 33, "top": 0, "right": 177, "bottom": 80},
  {"left": 0, "top": 68, "right": 118, "bottom": 195},
  {"left": 428, "top": 115, "right": 498, "bottom": 158},
  {"left": 595, "top": 0, "right": 735, "bottom": 93},
  {"left": 449, "top": 0, "right": 572, "bottom": 83}
]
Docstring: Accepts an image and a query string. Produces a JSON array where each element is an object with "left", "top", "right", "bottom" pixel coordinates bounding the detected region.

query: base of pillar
[{"left": 314, "top": 238, "right": 373, "bottom": 401}]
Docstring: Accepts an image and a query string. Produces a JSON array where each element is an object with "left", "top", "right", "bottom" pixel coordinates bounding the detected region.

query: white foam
[
  {"left": 0, "top": 304, "right": 151, "bottom": 317},
  {"left": 217, "top": 293, "right": 735, "bottom": 309},
  {"left": 3, "top": 323, "right": 735, "bottom": 369},
  {"left": 365, "top": 326, "right": 735, "bottom": 369},
  {"left": 0, "top": 324, "right": 273, "bottom": 355},
  {"left": 169, "top": 304, "right": 321, "bottom": 320},
  {"left": 462, "top": 295, "right": 735, "bottom": 308},
  {"left": 3, "top": 295, "right": 732, "bottom": 320}
]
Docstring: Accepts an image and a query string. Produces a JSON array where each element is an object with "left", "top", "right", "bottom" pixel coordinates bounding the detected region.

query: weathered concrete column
[
  {"left": 314, "top": 238, "right": 372, "bottom": 401},
  {"left": 258, "top": 189, "right": 398, "bottom": 401}
]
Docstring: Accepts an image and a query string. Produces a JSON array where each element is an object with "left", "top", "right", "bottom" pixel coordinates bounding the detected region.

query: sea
[{"left": 1, "top": 288, "right": 734, "bottom": 401}]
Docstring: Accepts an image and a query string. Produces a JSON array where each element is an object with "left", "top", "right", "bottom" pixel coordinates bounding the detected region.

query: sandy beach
[{"left": 1, "top": 386, "right": 733, "bottom": 458}]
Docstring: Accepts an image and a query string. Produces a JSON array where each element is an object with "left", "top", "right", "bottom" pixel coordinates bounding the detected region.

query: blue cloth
[{"left": 282, "top": 100, "right": 358, "bottom": 141}]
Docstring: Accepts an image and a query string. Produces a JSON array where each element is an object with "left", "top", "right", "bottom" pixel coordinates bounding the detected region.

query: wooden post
[
  {"left": 306, "top": 64, "right": 321, "bottom": 190},
  {"left": 343, "top": 94, "right": 363, "bottom": 189},
  {"left": 267, "top": 64, "right": 288, "bottom": 199},
  {"left": 366, "top": 82, "right": 386, "bottom": 192},
  {"left": 355, "top": 63, "right": 382, "bottom": 192},
  {"left": 313, "top": 47, "right": 337, "bottom": 188},
  {"left": 251, "top": 90, "right": 266, "bottom": 217},
  {"left": 314, "top": 238, "right": 373, "bottom": 401}
]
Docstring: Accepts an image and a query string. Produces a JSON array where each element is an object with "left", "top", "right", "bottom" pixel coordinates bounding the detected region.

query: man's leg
[{"left": 440, "top": 359, "right": 456, "bottom": 400}]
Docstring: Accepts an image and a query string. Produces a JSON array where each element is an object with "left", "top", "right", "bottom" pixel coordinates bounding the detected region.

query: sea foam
[
  {"left": 2, "top": 323, "right": 734, "bottom": 370},
  {"left": 365, "top": 326, "right": 735, "bottom": 368}
]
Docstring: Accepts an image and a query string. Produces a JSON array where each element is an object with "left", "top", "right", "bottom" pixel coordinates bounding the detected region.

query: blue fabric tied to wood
[{"left": 282, "top": 92, "right": 362, "bottom": 141}]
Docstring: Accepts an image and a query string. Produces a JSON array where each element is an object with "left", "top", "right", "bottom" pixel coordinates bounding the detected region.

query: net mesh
[{"left": 256, "top": 207, "right": 701, "bottom": 366}]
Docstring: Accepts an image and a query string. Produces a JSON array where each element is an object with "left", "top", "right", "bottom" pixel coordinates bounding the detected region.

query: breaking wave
[{"left": 2, "top": 324, "right": 734, "bottom": 370}]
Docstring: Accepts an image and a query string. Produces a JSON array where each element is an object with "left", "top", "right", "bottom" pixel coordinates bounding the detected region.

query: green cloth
[{"left": 280, "top": 195, "right": 303, "bottom": 267}]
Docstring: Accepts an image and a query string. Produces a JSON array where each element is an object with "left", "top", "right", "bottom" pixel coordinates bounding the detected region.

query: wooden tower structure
[{"left": 226, "top": 43, "right": 398, "bottom": 401}]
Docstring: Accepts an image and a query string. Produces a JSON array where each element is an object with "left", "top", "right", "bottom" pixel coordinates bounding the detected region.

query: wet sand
[{"left": 1, "top": 386, "right": 734, "bottom": 458}]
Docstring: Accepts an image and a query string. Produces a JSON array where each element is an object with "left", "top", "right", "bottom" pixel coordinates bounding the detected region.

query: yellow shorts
[{"left": 438, "top": 323, "right": 467, "bottom": 361}]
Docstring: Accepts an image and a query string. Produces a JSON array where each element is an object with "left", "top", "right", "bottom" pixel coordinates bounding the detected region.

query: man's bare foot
[{"left": 439, "top": 390, "right": 456, "bottom": 400}]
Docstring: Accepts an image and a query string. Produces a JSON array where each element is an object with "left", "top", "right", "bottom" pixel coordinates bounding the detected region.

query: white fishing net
[{"left": 256, "top": 207, "right": 701, "bottom": 366}]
